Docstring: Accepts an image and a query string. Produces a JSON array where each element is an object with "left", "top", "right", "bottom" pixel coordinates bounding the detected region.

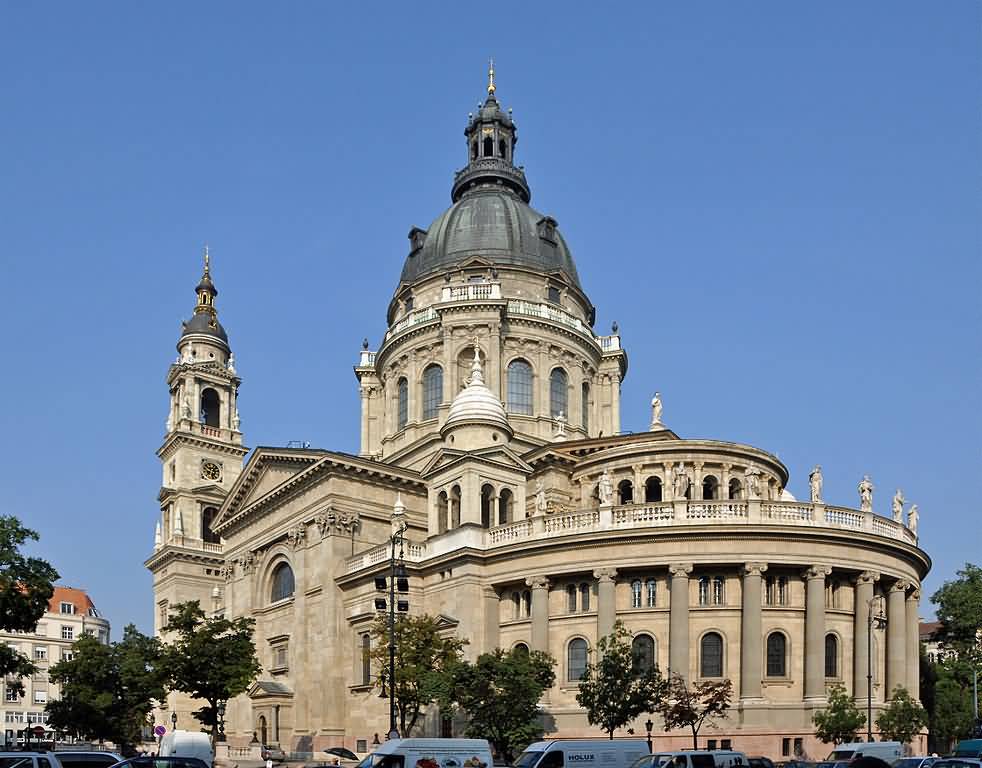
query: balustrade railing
[
  {"left": 384, "top": 307, "right": 439, "bottom": 341},
  {"left": 488, "top": 519, "right": 533, "bottom": 544},
  {"left": 507, "top": 300, "right": 593, "bottom": 338},
  {"left": 201, "top": 542, "right": 223, "bottom": 553},
  {"left": 544, "top": 510, "right": 599, "bottom": 533},
  {"left": 764, "top": 502, "right": 814, "bottom": 522},
  {"left": 687, "top": 501, "right": 748, "bottom": 519},
  {"left": 613, "top": 504, "right": 674, "bottom": 526},
  {"left": 441, "top": 282, "right": 502, "bottom": 303},
  {"left": 825, "top": 506, "right": 864, "bottom": 529}
]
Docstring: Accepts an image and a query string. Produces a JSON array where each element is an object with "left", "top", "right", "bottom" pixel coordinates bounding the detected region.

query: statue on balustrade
[
  {"left": 892, "top": 488, "right": 905, "bottom": 522},
  {"left": 650, "top": 392, "right": 663, "bottom": 427},
  {"left": 181, "top": 394, "right": 192, "bottom": 420},
  {"left": 744, "top": 466, "right": 761, "bottom": 499},
  {"left": 232, "top": 408, "right": 241, "bottom": 431},
  {"left": 858, "top": 475, "right": 874, "bottom": 513},
  {"left": 809, "top": 465, "right": 823, "bottom": 503},
  {"left": 554, "top": 410, "right": 567, "bottom": 438},
  {"left": 598, "top": 469, "right": 613, "bottom": 506},
  {"left": 228, "top": 352, "right": 236, "bottom": 374},
  {"left": 535, "top": 479, "right": 548, "bottom": 515},
  {"left": 907, "top": 503, "right": 919, "bottom": 535},
  {"left": 673, "top": 462, "right": 689, "bottom": 500}
]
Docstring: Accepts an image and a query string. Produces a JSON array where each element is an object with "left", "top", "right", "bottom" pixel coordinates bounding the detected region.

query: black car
[
  {"left": 110, "top": 758, "right": 209, "bottom": 768},
  {"left": 749, "top": 759, "right": 776, "bottom": 768}
]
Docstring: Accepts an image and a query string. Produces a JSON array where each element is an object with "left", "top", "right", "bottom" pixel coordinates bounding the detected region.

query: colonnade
[{"left": 521, "top": 564, "right": 920, "bottom": 702}]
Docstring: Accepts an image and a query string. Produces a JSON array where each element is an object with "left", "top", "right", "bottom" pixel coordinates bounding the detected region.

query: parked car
[
  {"left": 54, "top": 752, "right": 123, "bottom": 768},
  {"left": 0, "top": 753, "right": 65, "bottom": 768},
  {"left": 518, "top": 740, "right": 648, "bottom": 768},
  {"left": 748, "top": 758, "right": 775, "bottom": 768},
  {"left": 954, "top": 743, "right": 982, "bottom": 760},
  {"left": 892, "top": 758, "right": 938, "bottom": 768},
  {"left": 107, "top": 759, "right": 209, "bottom": 768},
  {"left": 261, "top": 746, "right": 286, "bottom": 763},
  {"left": 930, "top": 761, "right": 982, "bottom": 768}
]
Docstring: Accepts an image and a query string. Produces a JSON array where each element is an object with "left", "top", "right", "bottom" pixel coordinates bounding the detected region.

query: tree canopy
[
  {"left": 655, "top": 673, "right": 732, "bottom": 750},
  {"left": 444, "top": 647, "right": 555, "bottom": 762},
  {"left": 576, "top": 622, "right": 662, "bottom": 739},
  {"left": 163, "top": 601, "right": 261, "bottom": 743},
  {"left": 0, "top": 516, "right": 59, "bottom": 694},
  {"left": 812, "top": 683, "right": 866, "bottom": 745},
  {"left": 932, "top": 563, "right": 982, "bottom": 668},
  {"left": 47, "top": 625, "right": 167, "bottom": 751},
  {"left": 369, "top": 614, "right": 466, "bottom": 736},
  {"left": 876, "top": 686, "right": 929, "bottom": 745}
]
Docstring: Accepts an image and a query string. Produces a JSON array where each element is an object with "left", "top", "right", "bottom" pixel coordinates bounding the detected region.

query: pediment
[
  {"left": 420, "top": 445, "right": 533, "bottom": 479},
  {"left": 247, "top": 680, "right": 293, "bottom": 699}
]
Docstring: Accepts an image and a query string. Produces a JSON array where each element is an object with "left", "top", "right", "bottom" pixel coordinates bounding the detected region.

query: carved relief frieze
[
  {"left": 287, "top": 525, "right": 306, "bottom": 550},
  {"left": 314, "top": 506, "right": 362, "bottom": 538},
  {"left": 220, "top": 561, "right": 234, "bottom": 582},
  {"left": 236, "top": 552, "right": 256, "bottom": 574}
]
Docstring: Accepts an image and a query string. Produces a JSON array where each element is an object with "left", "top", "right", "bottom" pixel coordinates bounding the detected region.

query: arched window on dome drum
[
  {"left": 703, "top": 475, "right": 719, "bottom": 500},
  {"left": 700, "top": 632, "right": 723, "bottom": 678},
  {"left": 579, "top": 583, "right": 590, "bottom": 612},
  {"left": 632, "top": 634, "right": 656, "bottom": 674},
  {"left": 550, "top": 368, "right": 568, "bottom": 418},
  {"left": 200, "top": 388, "right": 220, "bottom": 427},
  {"left": 618, "top": 479, "right": 634, "bottom": 505},
  {"left": 728, "top": 478, "right": 743, "bottom": 500},
  {"left": 498, "top": 488, "right": 513, "bottom": 525},
  {"left": 201, "top": 507, "right": 220, "bottom": 544},
  {"left": 766, "top": 632, "right": 787, "bottom": 677},
  {"left": 581, "top": 382, "right": 590, "bottom": 433},
  {"left": 450, "top": 485, "right": 461, "bottom": 529},
  {"left": 480, "top": 484, "right": 494, "bottom": 529},
  {"left": 645, "top": 477, "right": 662, "bottom": 503},
  {"left": 566, "top": 585, "right": 577, "bottom": 614},
  {"left": 825, "top": 634, "right": 838, "bottom": 678},
  {"left": 422, "top": 365, "right": 443, "bottom": 421},
  {"left": 567, "top": 638, "right": 588, "bottom": 681},
  {"left": 471, "top": 141, "right": 478, "bottom": 160},
  {"left": 270, "top": 562, "right": 295, "bottom": 603},
  {"left": 631, "top": 580, "right": 642, "bottom": 609},
  {"left": 507, "top": 360, "right": 534, "bottom": 415},
  {"left": 483, "top": 136, "right": 494, "bottom": 157},
  {"left": 646, "top": 578, "right": 657, "bottom": 607},
  {"left": 511, "top": 591, "right": 520, "bottom": 620},
  {"left": 397, "top": 378, "right": 408, "bottom": 430},
  {"left": 499, "top": 139, "right": 507, "bottom": 160}
]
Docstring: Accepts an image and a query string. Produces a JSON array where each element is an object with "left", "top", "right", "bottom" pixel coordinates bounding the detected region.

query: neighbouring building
[
  {"left": 146, "top": 70, "right": 930, "bottom": 758},
  {"left": 0, "top": 586, "right": 110, "bottom": 746}
]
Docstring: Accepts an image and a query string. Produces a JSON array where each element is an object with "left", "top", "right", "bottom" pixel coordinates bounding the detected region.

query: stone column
[
  {"left": 526, "top": 575, "right": 550, "bottom": 653},
  {"left": 632, "top": 464, "right": 644, "bottom": 503},
  {"left": 853, "top": 571, "right": 879, "bottom": 702},
  {"left": 669, "top": 563, "right": 693, "bottom": 678},
  {"left": 359, "top": 386, "right": 371, "bottom": 456},
  {"left": 906, "top": 588, "right": 920, "bottom": 699},
  {"left": 741, "top": 562, "right": 767, "bottom": 700},
  {"left": 611, "top": 372, "right": 621, "bottom": 435},
  {"left": 594, "top": 568, "right": 618, "bottom": 640},
  {"left": 887, "top": 580, "right": 910, "bottom": 698},
  {"left": 805, "top": 565, "right": 832, "bottom": 700}
]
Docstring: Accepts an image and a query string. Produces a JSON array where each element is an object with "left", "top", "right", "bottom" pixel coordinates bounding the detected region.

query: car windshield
[
  {"left": 514, "top": 753, "right": 544, "bottom": 768},
  {"left": 355, "top": 756, "right": 374, "bottom": 768},
  {"left": 934, "top": 762, "right": 980, "bottom": 768},
  {"left": 893, "top": 760, "right": 926, "bottom": 768},
  {"left": 828, "top": 754, "right": 855, "bottom": 762},
  {"left": 628, "top": 758, "right": 657, "bottom": 768}
]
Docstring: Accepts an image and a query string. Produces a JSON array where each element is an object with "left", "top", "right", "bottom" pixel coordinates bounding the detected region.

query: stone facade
[{"left": 147, "top": 77, "right": 930, "bottom": 759}]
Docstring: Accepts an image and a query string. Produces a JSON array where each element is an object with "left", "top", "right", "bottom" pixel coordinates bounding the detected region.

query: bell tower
[{"left": 148, "top": 247, "right": 248, "bottom": 634}]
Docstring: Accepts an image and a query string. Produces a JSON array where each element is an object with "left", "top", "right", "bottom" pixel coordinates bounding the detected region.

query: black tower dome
[{"left": 398, "top": 64, "right": 582, "bottom": 291}]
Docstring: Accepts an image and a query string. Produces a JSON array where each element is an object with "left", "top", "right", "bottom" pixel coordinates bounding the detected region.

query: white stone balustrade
[
  {"left": 384, "top": 307, "right": 439, "bottom": 341},
  {"left": 441, "top": 282, "right": 502, "bottom": 303}
]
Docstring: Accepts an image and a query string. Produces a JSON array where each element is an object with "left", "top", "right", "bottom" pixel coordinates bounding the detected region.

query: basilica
[{"left": 146, "top": 71, "right": 930, "bottom": 758}]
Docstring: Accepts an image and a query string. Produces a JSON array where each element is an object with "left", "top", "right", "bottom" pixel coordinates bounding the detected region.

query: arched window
[
  {"left": 450, "top": 485, "right": 461, "bottom": 528},
  {"left": 522, "top": 590, "right": 532, "bottom": 618},
  {"left": 437, "top": 491, "right": 449, "bottom": 534},
  {"left": 728, "top": 478, "right": 742, "bottom": 500},
  {"left": 422, "top": 365, "right": 443, "bottom": 421},
  {"left": 483, "top": 136, "right": 494, "bottom": 157},
  {"left": 645, "top": 477, "right": 662, "bottom": 503},
  {"left": 511, "top": 591, "right": 520, "bottom": 619},
  {"left": 471, "top": 141, "right": 478, "bottom": 160},
  {"left": 700, "top": 632, "right": 723, "bottom": 677},
  {"left": 766, "top": 632, "right": 787, "bottom": 677},
  {"left": 498, "top": 488, "right": 513, "bottom": 525},
  {"left": 200, "top": 388, "right": 220, "bottom": 427},
  {"left": 480, "top": 484, "right": 494, "bottom": 528},
  {"left": 646, "top": 579, "right": 657, "bottom": 607},
  {"left": 568, "top": 638, "right": 588, "bottom": 681},
  {"left": 550, "top": 368, "right": 568, "bottom": 418},
  {"left": 258, "top": 715, "right": 268, "bottom": 747},
  {"left": 631, "top": 580, "right": 642, "bottom": 609},
  {"left": 698, "top": 577, "right": 710, "bottom": 606},
  {"left": 713, "top": 576, "right": 725, "bottom": 605},
  {"left": 703, "top": 475, "right": 719, "bottom": 500},
  {"left": 507, "top": 359, "right": 534, "bottom": 415},
  {"left": 566, "top": 585, "right": 577, "bottom": 613},
  {"left": 397, "top": 378, "right": 408, "bottom": 430},
  {"left": 579, "top": 583, "right": 590, "bottom": 612},
  {"left": 498, "top": 139, "right": 507, "bottom": 159},
  {"left": 270, "top": 562, "right": 295, "bottom": 603},
  {"left": 513, "top": 642, "right": 529, "bottom": 656},
  {"left": 632, "top": 634, "right": 656, "bottom": 674},
  {"left": 618, "top": 479, "right": 634, "bottom": 504},
  {"left": 581, "top": 382, "right": 590, "bottom": 433},
  {"left": 201, "top": 507, "right": 220, "bottom": 544},
  {"left": 825, "top": 634, "right": 838, "bottom": 678}
]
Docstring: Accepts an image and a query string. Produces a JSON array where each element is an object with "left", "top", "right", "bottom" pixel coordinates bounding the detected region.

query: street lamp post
[
  {"left": 866, "top": 595, "right": 887, "bottom": 742},
  {"left": 217, "top": 701, "right": 226, "bottom": 743},
  {"left": 386, "top": 522, "right": 407, "bottom": 740},
  {"left": 645, "top": 719, "right": 654, "bottom": 753}
]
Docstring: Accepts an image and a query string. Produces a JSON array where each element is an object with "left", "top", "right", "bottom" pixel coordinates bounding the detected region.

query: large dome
[{"left": 399, "top": 188, "right": 581, "bottom": 289}]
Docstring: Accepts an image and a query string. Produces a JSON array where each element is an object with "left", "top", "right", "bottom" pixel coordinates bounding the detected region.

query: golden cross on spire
[
  {"left": 203, "top": 243, "right": 211, "bottom": 274},
  {"left": 488, "top": 57, "right": 495, "bottom": 95}
]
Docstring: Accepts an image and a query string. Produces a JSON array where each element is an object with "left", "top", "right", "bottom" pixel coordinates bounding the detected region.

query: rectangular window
[
  {"left": 271, "top": 644, "right": 288, "bottom": 671},
  {"left": 707, "top": 740, "right": 717, "bottom": 751},
  {"left": 646, "top": 579, "right": 657, "bottom": 608},
  {"left": 61, "top": 626, "right": 74, "bottom": 640},
  {"left": 566, "top": 585, "right": 577, "bottom": 613},
  {"left": 4, "top": 687, "right": 18, "bottom": 702},
  {"left": 59, "top": 602, "right": 75, "bottom": 615},
  {"left": 361, "top": 634, "right": 371, "bottom": 686},
  {"left": 34, "top": 647, "right": 47, "bottom": 661},
  {"left": 777, "top": 576, "right": 788, "bottom": 606},
  {"left": 712, "top": 577, "right": 725, "bottom": 605},
  {"left": 721, "top": 740, "right": 731, "bottom": 751},
  {"left": 5, "top": 711, "right": 24, "bottom": 722},
  {"left": 33, "top": 690, "right": 47, "bottom": 704},
  {"left": 793, "top": 738, "right": 803, "bottom": 756},
  {"left": 579, "top": 584, "right": 590, "bottom": 612},
  {"left": 698, "top": 578, "right": 710, "bottom": 606},
  {"left": 356, "top": 741, "right": 367, "bottom": 754},
  {"left": 631, "top": 581, "right": 642, "bottom": 609},
  {"left": 158, "top": 601, "right": 169, "bottom": 630},
  {"left": 547, "top": 286, "right": 561, "bottom": 304},
  {"left": 782, "top": 738, "right": 791, "bottom": 757},
  {"left": 61, "top": 650, "right": 74, "bottom": 662}
]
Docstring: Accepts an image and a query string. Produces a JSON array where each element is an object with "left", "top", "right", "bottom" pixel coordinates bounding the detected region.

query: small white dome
[
  {"left": 442, "top": 344, "right": 512, "bottom": 434},
  {"left": 780, "top": 488, "right": 797, "bottom": 502}
]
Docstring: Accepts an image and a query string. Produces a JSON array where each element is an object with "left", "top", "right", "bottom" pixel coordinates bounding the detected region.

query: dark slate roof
[
  {"left": 254, "top": 681, "right": 292, "bottom": 695},
  {"left": 181, "top": 311, "right": 229, "bottom": 343},
  {"left": 399, "top": 188, "right": 581, "bottom": 289}
]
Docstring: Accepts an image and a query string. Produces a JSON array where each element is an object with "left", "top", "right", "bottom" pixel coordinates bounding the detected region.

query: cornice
[
  {"left": 144, "top": 544, "right": 225, "bottom": 572},
  {"left": 166, "top": 360, "right": 240, "bottom": 387},
  {"left": 157, "top": 432, "right": 250, "bottom": 461}
]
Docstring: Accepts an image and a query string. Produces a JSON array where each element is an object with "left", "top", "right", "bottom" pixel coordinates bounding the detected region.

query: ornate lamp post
[
  {"left": 217, "top": 700, "right": 227, "bottom": 743},
  {"left": 645, "top": 719, "right": 654, "bottom": 753},
  {"left": 374, "top": 496, "right": 410, "bottom": 742},
  {"left": 866, "top": 595, "right": 887, "bottom": 742}
]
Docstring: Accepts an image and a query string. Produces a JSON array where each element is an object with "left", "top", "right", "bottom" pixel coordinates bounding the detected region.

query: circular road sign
[
  {"left": 33, "top": 726, "right": 45, "bottom": 737},
  {"left": 154, "top": 725, "right": 167, "bottom": 737}
]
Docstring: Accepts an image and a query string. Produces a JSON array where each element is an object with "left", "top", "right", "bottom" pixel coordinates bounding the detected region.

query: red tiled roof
[
  {"left": 919, "top": 620, "right": 942, "bottom": 639},
  {"left": 48, "top": 586, "right": 97, "bottom": 616}
]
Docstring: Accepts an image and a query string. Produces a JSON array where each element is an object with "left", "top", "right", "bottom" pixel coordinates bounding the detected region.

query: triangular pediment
[{"left": 420, "top": 444, "right": 533, "bottom": 479}]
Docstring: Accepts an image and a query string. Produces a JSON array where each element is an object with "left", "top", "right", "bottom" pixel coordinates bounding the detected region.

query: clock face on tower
[{"left": 201, "top": 462, "right": 222, "bottom": 482}]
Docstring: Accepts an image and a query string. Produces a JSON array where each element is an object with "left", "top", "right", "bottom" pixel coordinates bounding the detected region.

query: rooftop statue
[
  {"left": 908, "top": 503, "right": 919, "bottom": 536},
  {"left": 598, "top": 469, "right": 613, "bottom": 506},
  {"left": 650, "top": 392, "right": 663, "bottom": 428},
  {"left": 892, "top": 488, "right": 905, "bottom": 522},
  {"left": 858, "top": 475, "right": 874, "bottom": 513},
  {"left": 809, "top": 465, "right": 823, "bottom": 503}
]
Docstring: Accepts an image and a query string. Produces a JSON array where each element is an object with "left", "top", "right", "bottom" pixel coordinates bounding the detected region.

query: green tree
[
  {"left": 0, "top": 516, "right": 59, "bottom": 695},
  {"left": 812, "top": 683, "right": 866, "bottom": 745},
  {"left": 875, "top": 686, "right": 929, "bottom": 745},
  {"left": 445, "top": 647, "right": 555, "bottom": 762},
  {"left": 370, "top": 614, "right": 466, "bottom": 736},
  {"left": 47, "top": 625, "right": 167, "bottom": 751},
  {"left": 655, "top": 673, "right": 732, "bottom": 749},
  {"left": 932, "top": 563, "right": 982, "bottom": 668},
  {"left": 931, "top": 664, "right": 976, "bottom": 751},
  {"left": 576, "top": 622, "right": 663, "bottom": 739},
  {"left": 163, "top": 601, "right": 261, "bottom": 744}
]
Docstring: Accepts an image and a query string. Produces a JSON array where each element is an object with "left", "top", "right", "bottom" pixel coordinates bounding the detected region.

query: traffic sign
[
  {"left": 154, "top": 725, "right": 167, "bottom": 737},
  {"left": 33, "top": 726, "right": 45, "bottom": 737}
]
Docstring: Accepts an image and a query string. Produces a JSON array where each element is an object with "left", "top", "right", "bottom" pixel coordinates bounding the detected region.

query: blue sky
[{"left": 1, "top": 3, "right": 978, "bottom": 637}]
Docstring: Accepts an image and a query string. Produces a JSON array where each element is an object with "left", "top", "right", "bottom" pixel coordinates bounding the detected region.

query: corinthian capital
[
  {"left": 743, "top": 562, "right": 768, "bottom": 577},
  {"left": 669, "top": 563, "right": 693, "bottom": 578},
  {"left": 525, "top": 575, "right": 550, "bottom": 590},
  {"left": 890, "top": 578, "right": 913, "bottom": 593}
]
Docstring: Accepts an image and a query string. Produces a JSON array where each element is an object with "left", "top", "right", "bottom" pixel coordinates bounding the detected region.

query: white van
[
  {"left": 367, "top": 738, "right": 493, "bottom": 768},
  {"left": 514, "top": 739, "right": 649, "bottom": 768},
  {"left": 641, "top": 751, "right": 746, "bottom": 768},
  {"left": 820, "top": 742, "right": 903, "bottom": 768},
  {"left": 159, "top": 730, "right": 214, "bottom": 768}
]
